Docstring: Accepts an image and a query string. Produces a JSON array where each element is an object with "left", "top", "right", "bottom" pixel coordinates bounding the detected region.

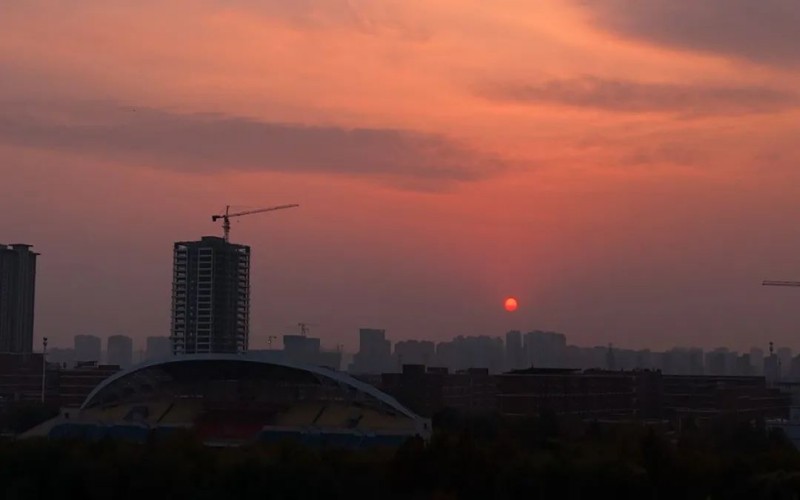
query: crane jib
[{"left": 211, "top": 204, "right": 300, "bottom": 242}]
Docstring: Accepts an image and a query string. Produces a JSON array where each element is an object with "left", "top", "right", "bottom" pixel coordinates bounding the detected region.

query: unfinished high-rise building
[
  {"left": 171, "top": 236, "right": 250, "bottom": 355},
  {"left": 0, "top": 244, "right": 38, "bottom": 355}
]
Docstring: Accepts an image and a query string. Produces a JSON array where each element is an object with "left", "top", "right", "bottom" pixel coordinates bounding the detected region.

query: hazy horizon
[{"left": 4, "top": 1, "right": 800, "bottom": 353}]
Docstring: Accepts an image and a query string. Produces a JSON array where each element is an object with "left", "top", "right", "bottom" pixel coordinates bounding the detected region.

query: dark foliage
[
  {"left": 0, "top": 402, "right": 59, "bottom": 434},
  {"left": 2, "top": 413, "right": 800, "bottom": 499}
]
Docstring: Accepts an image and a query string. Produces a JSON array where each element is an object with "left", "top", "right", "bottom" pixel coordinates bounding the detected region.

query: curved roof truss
[{"left": 81, "top": 352, "right": 422, "bottom": 423}]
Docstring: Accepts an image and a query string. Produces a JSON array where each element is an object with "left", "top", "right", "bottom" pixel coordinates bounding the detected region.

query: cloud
[
  {"left": 483, "top": 77, "right": 797, "bottom": 116},
  {"left": 0, "top": 101, "right": 504, "bottom": 187},
  {"left": 575, "top": 0, "right": 800, "bottom": 66},
  {"left": 206, "top": 0, "right": 365, "bottom": 30},
  {"left": 201, "top": 0, "right": 431, "bottom": 41}
]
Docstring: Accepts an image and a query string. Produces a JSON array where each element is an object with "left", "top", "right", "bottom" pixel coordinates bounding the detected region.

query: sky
[{"left": 3, "top": 0, "right": 800, "bottom": 352}]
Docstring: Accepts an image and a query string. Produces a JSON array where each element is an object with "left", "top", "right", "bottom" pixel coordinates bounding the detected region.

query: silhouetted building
[
  {"left": 107, "top": 335, "right": 133, "bottom": 368},
  {"left": 661, "top": 374, "right": 789, "bottom": 421},
  {"left": 765, "top": 350, "right": 781, "bottom": 385},
  {"left": 74, "top": 335, "right": 102, "bottom": 364},
  {"left": 436, "top": 336, "right": 504, "bottom": 373},
  {"left": 606, "top": 344, "right": 616, "bottom": 370},
  {"left": 54, "top": 362, "right": 121, "bottom": 407},
  {"left": 789, "top": 355, "right": 800, "bottom": 382},
  {"left": 524, "top": 331, "right": 566, "bottom": 368},
  {"left": 380, "top": 364, "right": 496, "bottom": 417},
  {"left": 779, "top": 347, "right": 793, "bottom": 378},
  {"left": 171, "top": 236, "right": 250, "bottom": 355},
  {"left": 734, "top": 353, "right": 753, "bottom": 376},
  {"left": 350, "top": 328, "right": 392, "bottom": 373},
  {"left": 611, "top": 347, "right": 643, "bottom": 370},
  {"left": 565, "top": 345, "right": 604, "bottom": 369},
  {"left": 283, "top": 334, "right": 320, "bottom": 364},
  {"left": 636, "top": 349, "right": 655, "bottom": 370},
  {"left": 145, "top": 336, "right": 171, "bottom": 360},
  {"left": 394, "top": 340, "right": 435, "bottom": 367},
  {"left": 0, "top": 244, "right": 38, "bottom": 354},
  {"left": 505, "top": 330, "right": 524, "bottom": 370},
  {"left": 661, "top": 347, "right": 704, "bottom": 375},
  {"left": 0, "top": 353, "right": 54, "bottom": 403},
  {"left": 705, "top": 348, "right": 732, "bottom": 376},
  {"left": 273, "top": 335, "right": 341, "bottom": 370},
  {"left": 750, "top": 347, "right": 765, "bottom": 375},
  {"left": 316, "top": 350, "right": 343, "bottom": 371},
  {"left": 495, "top": 368, "right": 648, "bottom": 419}
]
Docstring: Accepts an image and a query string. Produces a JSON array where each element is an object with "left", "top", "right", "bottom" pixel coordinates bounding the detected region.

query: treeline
[{"left": 1, "top": 412, "right": 800, "bottom": 499}]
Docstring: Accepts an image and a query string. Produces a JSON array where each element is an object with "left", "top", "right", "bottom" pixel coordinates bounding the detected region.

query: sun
[{"left": 504, "top": 297, "right": 518, "bottom": 312}]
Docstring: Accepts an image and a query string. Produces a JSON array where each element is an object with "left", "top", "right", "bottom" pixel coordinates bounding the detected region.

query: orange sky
[{"left": 3, "top": 0, "right": 800, "bottom": 352}]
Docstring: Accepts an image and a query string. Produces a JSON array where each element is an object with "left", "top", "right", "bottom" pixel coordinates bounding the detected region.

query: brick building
[
  {"left": 379, "top": 365, "right": 787, "bottom": 424},
  {"left": 0, "top": 354, "right": 119, "bottom": 408},
  {"left": 494, "top": 368, "right": 646, "bottom": 419},
  {"left": 380, "top": 364, "right": 496, "bottom": 417},
  {"left": 661, "top": 374, "right": 789, "bottom": 421},
  {"left": 54, "top": 362, "right": 121, "bottom": 407}
]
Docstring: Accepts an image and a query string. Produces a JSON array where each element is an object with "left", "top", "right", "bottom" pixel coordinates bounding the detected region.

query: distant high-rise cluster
[
  {"left": 171, "top": 236, "right": 250, "bottom": 355},
  {"left": 49, "top": 334, "right": 170, "bottom": 368},
  {"left": 0, "top": 244, "right": 38, "bottom": 355},
  {"left": 340, "top": 326, "right": 797, "bottom": 384}
]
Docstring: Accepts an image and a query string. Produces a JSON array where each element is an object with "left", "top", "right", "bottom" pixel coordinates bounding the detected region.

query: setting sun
[{"left": 504, "top": 297, "right": 518, "bottom": 312}]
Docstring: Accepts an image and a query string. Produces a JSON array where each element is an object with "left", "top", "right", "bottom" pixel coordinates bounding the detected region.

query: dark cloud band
[
  {"left": 483, "top": 77, "right": 796, "bottom": 116},
  {"left": 0, "top": 101, "right": 504, "bottom": 187},
  {"left": 576, "top": 0, "right": 800, "bottom": 66}
]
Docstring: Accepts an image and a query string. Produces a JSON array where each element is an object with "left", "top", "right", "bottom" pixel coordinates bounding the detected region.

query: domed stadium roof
[{"left": 81, "top": 352, "right": 429, "bottom": 433}]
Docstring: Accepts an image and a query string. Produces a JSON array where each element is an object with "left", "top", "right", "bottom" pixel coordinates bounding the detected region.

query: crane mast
[{"left": 211, "top": 204, "right": 299, "bottom": 242}]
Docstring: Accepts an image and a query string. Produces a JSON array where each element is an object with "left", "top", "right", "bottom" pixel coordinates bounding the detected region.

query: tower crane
[
  {"left": 285, "top": 322, "right": 319, "bottom": 336},
  {"left": 297, "top": 322, "right": 319, "bottom": 336},
  {"left": 212, "top": 204, "right": 299, "bottom": 242}
]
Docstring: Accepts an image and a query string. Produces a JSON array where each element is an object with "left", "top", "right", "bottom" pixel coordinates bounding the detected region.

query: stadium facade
[{"left": 26, "top": 353, "right": 431, "bottom": 448}]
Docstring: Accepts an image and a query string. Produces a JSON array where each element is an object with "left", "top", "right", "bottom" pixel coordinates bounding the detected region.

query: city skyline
[
  {"left": 5, "top": 2, "right": 800, "bottom": 351},
  {"left": 41, "top": 328, "right": 800, "bottom": 382},
  {"left": 39, "top": 323, "right": 799, "bottom": 356}
]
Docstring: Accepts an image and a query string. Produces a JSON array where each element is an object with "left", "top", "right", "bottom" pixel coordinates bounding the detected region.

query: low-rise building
[
  {"left": 53, "top": 362, "right": 121, "bottom": 408},
  {"left": 380, "top": 364, "right": 496, "bottom": 417}
]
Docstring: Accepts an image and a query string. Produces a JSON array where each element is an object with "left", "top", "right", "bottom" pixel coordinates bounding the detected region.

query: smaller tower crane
[
  {"left": 297, "top": 322, "right": 319, "bottom": 336},
  {"left": 212, "top": 204, "right": 299, "bottom": 242}
]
